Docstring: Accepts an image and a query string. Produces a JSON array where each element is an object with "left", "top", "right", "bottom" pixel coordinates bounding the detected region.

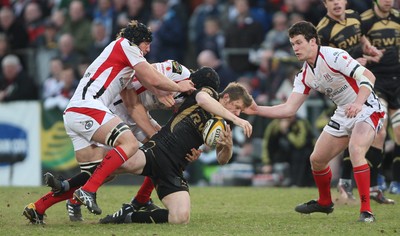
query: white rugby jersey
[
  {"left": 111, "top": 60, "right": 191, "bottom": 124},
  {"left": 68, "top": 38, "right": 146, "bottom": 108},
  {"left": 293, "top": 46, "right": 371, "bottom": 107}
]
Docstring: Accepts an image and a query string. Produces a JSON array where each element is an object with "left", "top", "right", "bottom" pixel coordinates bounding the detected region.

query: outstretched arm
[{"left": 244, "top": 92, "right": 307, "bottom": 119}]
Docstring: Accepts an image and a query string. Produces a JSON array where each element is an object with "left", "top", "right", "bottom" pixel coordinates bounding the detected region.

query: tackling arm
[
  {"left": 134, "top": 62, "right": 194, "bottom": 93},
  {"left": 120, "top": 88, "right": 158, "bottom": 142}
]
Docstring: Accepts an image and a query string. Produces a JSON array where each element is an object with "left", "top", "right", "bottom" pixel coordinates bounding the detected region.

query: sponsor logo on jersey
[
  {"left": 327, "top": 84, "right": 348, "bottom": 99},
  {"left": 171, "top": 61, "right": 182, "bottom": 74},
  {"left": 84, "top": 120, "right": 93, "bottom": 130},
  {"left": 323, "top": 73, "right": 333, "bottom": 83},
  {"left": 334, "top": 51, "right": 345, "bottom": 63}
]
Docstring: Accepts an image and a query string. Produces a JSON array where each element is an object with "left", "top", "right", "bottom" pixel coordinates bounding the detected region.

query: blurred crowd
[{"left": 0, "top": 0, "right": 396, "bottom": 187}]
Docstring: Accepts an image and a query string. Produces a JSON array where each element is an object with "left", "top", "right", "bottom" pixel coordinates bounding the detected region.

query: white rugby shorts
[
  {"left": 63, "top": 100, "right": 116, "bottom": 151},
  {"left": 323, "top": 105, "right": 384, "bottom": 137}
]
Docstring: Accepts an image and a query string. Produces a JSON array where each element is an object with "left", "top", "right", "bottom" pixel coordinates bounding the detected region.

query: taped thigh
[{"left": 105, "top": 122, "right": 131, "bottom": 146}]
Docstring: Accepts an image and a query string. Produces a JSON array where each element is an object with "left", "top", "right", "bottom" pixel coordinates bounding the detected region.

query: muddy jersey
[
  {"left": 317, "top": 9, "right": 364, "bottom": 59},
  {"left": 67, "top": 38, "right": 146, "bottom": 109},
  {"left": 144, "top": 87, "right": 219, "bottom": 170},
  {"left": 293, "top": 46, "right": 379, "bottom": 108},
  {"left": 110, "top": 60, "right": 191, "bottom": 126},
  {"left": 361, "top": 8, "right": 400, "bottom": 76}
]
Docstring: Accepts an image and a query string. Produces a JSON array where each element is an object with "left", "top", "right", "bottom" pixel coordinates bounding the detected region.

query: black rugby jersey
[
  {"left": 361, "top": 8, "right": 400, "bottom": 76},
  {"left": 317, "top": 9, "right": 364, "bottom": 59},
  {"left": 149, "top": 86, "right": 219, "bottom": 170}
]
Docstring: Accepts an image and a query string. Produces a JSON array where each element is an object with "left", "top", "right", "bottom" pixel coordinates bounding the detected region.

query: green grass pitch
[{"left": 1, "top": 186, "right": 399, "bottom": 235}]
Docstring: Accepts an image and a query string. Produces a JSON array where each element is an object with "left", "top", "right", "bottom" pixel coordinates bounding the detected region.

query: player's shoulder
[
  {"left": 360, "top": 9, "right": 374, "bottom": 21},
  {"left": 345, "top": 9, "right": 361, "bottom": 21},
  {"left": 316, "top": 16, "right": 330, "bottom": 32},
  {"left": 319, "top": 46, "right": 348, "bottom": 63},
  {"left": 390, "top": 8, "right": 400, "bottom": 18}
]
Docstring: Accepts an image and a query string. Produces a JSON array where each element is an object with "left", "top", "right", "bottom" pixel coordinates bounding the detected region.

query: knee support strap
[
  {"left": 105, "top": 123, "right": 131, "bottom": 146},
  {"left": 391, "top": 109, "right": 400, "bottom": 128},
  {"left": 79, "top": 160, "right": 102, "bottom": 175}
]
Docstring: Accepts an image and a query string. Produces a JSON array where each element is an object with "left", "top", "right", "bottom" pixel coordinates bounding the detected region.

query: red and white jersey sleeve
[
  {"left": 68, "top": 38, "right": 146, "bottom": 108},
  {"left": 293, "top": 46, "right": 364, "bottom": 107},
  {"left": 126, "top": 60, "right": 191, "bottom": 111}
]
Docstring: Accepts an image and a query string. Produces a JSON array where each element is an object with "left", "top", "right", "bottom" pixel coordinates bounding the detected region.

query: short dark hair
[
  {"left": 117, "top": 20, "right": 152, "bottom": 45},
  {"left": 288, "top": 21, "right": 320, "bottom": 45}
]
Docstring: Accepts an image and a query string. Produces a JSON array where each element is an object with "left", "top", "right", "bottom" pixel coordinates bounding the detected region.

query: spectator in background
[
  {"left": 42, "top": 57, "right": 64, "bottom": 100},
  {"left": 146, "top": 0, "right": 186, "bottom": 63},
  {"left": 0, "top": 33, "right": 10, "bottom": 68},
  {"left": 126, "top": 0, "right": 151, "bottom": 24},
  {"left": 220, "top": 0, "right": 271, "bottom": 33},
  {"left": 260, "top": 11, "right": 292, "bottom": 59},
  {"left": 188, "top": 0, "right": 222, "bottom": 56},
  {"left": 34, "top": 19, "right": 59, "bottom": 50},
  {"left": 88, "top": 21, "right": 109, "bottom": 61},
  {"left": 282, "top": 0, "right": 325, "bottom": 26},
  {"left": 0, "top": 7, "right": 29, "bottom": 51},
  {"left": 92, "top": 0, "right": 115, "bottom": 43},
  {"left": 198, "top": 16, "right": 225, "bottom": 58},
  {"left": 197, "top": 49, "right": 237, "bottom": 92},
  {"left": 224, "top": 0, "right": 264, "bottom": 76},
  {"left": 50, "top": 10, "right": 65, "bottom": 34},
  {"left": 261, "top": 115, "right": 314, "bottom": 187},
  {"left": 23, "top": 2, "right": 45, "bottom": 46},
  {"left": 56, "top": 33, "right": 81, "bottom": 71},
  {"left": 0, "top": 54, "right": 38, "bottom": 102},
  {"left": 43, "top": 65, "right": 77, "bottom": 110},
  {"left": 113, "top": 0, "right": 151, "bottom": 37},
  {"left": 60, "top": 0, "right": 93, "bottom": 57}
]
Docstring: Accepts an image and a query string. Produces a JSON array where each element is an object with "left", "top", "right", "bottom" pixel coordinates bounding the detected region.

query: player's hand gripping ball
[{"left": 202, "top": 116, "right": 227, "bottom": 148}]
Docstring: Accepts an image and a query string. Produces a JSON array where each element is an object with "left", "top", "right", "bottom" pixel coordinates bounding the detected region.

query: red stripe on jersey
[
  {"left": 90, "top": 38, "right": 131, "bottom": 89},
  {"left": 344, "top": 75, "right": 359, "bottom": 93},
  {"left": 370, "top": 111, "right": 385, "bottom": 128},
  {"left": 65, "top": 107, "right": 107, "bottom": 124},
  {"left": 302, "top": 64, "right": 311, "bottom": 94},
  {"left": 319, "top": 52, "right": 359, "bottom": 93}
]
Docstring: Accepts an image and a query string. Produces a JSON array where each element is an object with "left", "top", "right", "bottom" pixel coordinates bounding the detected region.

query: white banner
[{"left": 0, "top": 101, "right": 41, "bottom": 186}]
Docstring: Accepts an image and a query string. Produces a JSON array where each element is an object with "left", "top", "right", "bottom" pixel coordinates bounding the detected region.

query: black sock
[
  {"left": 341, "top": 149, "right": 352, "bottom": 179},
  {"left": 130, "top": 209, "right": 169, "bottom": 223},
  {"left": 68, "top": 172, "right": 91, "bottom": 189},
  {"left": 365, "top": 146, "right": 382, "bottom": 186},
  {"left": 392, "top": 144, "right": 400, "bottom": 182}
]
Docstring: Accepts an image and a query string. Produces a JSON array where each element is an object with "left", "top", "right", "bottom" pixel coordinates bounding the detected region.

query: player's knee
[
  {"left": 309, "top": 152, "right": 324, "bottom": 169},
  {"left": 169, "top": 208, "right": 190, "bottom": 224}
]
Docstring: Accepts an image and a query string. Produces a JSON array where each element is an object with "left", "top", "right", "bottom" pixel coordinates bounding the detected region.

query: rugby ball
[{"left": 202, "top": 117, "right": 227, "bottom": 148}]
